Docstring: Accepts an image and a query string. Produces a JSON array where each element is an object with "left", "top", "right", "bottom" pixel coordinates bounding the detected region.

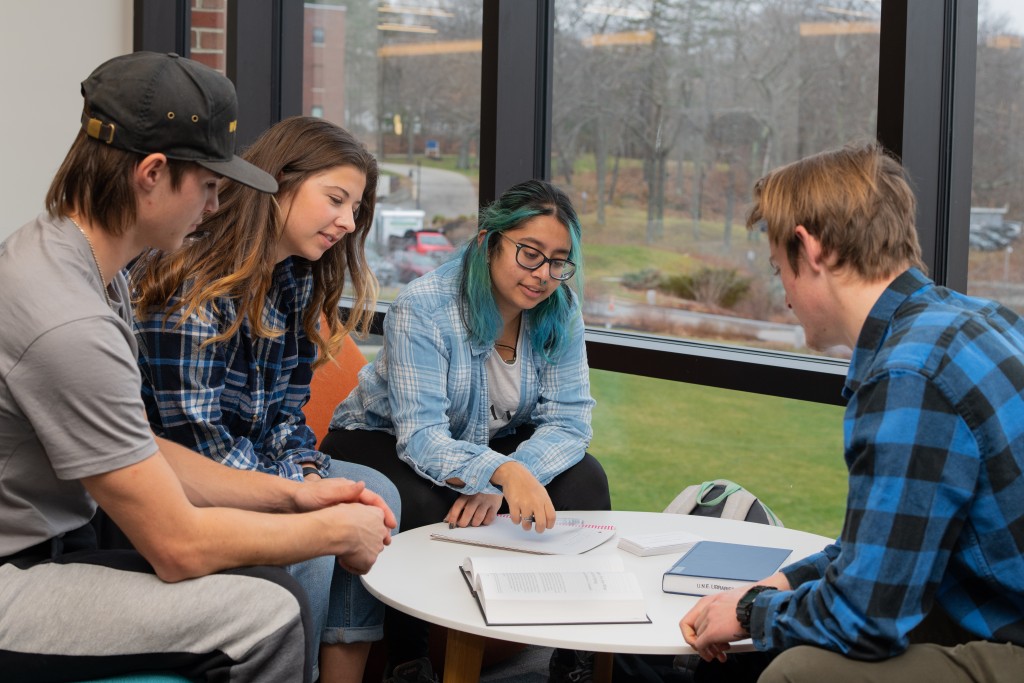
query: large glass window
[
  {"left": 552, "top": 1, "right": 880, "bottom": 360},
  {"left": 303, "top": 1, "right": 482, "bottom": 300},
  {"left": 967, "top": 1, "right": 1024, "bottom": 308},
  {"left": 591, "top": 370, "right": 846, "bottom": 538}
]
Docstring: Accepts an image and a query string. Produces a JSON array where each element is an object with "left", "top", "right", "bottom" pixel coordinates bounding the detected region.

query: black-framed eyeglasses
[{"left": 497, "top": 233, "right": 576, "bottom": 281}]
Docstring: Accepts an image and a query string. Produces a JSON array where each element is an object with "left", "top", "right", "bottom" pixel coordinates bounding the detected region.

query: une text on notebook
[{"left": 661, "top": 540, "right": 793, "bottom": 596}]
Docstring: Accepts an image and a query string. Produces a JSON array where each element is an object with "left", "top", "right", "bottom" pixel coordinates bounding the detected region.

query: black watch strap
[
  {"left": 736, "top": 585, "right": 777, "bottom": 634},
  {"left": 302, "top": 466, "right": 321, "bottom": 479}
]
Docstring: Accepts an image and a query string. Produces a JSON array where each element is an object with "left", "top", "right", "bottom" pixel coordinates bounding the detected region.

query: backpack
[
  {"left": 663, "top": 478, "right": 783, "bottom": 527},
  {"left": 610, "top": 480, "right": 784, "bottom": 683}
]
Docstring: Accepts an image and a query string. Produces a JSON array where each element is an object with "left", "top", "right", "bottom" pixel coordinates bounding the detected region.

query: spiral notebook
[{"left": 430, "top": 514, "right": 617, "bottom": 554}]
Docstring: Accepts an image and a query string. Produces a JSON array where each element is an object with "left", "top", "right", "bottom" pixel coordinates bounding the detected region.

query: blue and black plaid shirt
[
  {"left": 134, "top": 258, "right": 326, "bottom": 481},
  {"left": 752, "top": 268, "right": 1024, "bottom": 658}
]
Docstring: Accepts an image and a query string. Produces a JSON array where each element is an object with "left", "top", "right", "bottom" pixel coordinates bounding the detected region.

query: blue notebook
[{"left": 662, "top": 540, "right": 793, "bottom": 596}]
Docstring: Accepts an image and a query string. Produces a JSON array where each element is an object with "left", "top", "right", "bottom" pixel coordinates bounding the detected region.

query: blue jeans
[{"left": 286, "top": 459, "right": 401, "bottom": 653}]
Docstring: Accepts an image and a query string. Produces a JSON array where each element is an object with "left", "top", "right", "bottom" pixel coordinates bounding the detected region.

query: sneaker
[
  {"left": 549, "top": 648, "right": 594, "bottom": 683},
  {"left": 386, "top": 657, "right": 438, "bottom": 683}
]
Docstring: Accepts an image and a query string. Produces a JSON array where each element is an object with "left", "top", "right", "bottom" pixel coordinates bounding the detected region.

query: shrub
[
  {"left": 661, "top": 267, "right": 750, "bottom": 309},
  {"left": 620, "top": 268, "right": 663, "bottom": 291}
]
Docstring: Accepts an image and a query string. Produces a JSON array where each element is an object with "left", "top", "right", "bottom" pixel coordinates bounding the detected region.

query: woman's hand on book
[
  {"left": 490, "top": 462, "right": 556, "bottom": 532},
  {"left": 445, "top": 492, "right": 502, "bottom": 528}
]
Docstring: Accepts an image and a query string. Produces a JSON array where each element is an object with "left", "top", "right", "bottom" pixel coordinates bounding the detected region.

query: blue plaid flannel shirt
[
  {"left": 330, "top": 259, "right": 594, "bottom": 494},
  {"left": 752, "top": 268, "right": 1024, "bottom": 658},
  {"left": 134, "top": 257, "right": 325, "bottom": 481}
]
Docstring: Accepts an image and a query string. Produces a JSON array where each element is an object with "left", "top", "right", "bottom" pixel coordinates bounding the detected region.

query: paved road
[
  {"left": 380, "top": 162, "right": 478, "bottom": 222},
  {"left": 584, "top": 296, "right": 808, "bottom": 350}
]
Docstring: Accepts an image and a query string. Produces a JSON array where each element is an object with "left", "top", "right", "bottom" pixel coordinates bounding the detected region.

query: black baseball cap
[{"left": 80, "top": 51, "right": 277, "bottom": 193}]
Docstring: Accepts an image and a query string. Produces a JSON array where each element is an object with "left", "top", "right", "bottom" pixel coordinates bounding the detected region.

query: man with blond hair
[{"left": 681, "top": 141, "right": 1024, "bottom": 682}]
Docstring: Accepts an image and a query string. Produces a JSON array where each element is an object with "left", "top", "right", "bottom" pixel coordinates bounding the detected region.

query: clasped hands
[{"left": 294, "top": 475, "right": 398, "bottom": 575}]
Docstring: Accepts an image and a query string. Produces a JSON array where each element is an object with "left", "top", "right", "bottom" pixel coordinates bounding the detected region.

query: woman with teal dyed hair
[{"left": 321, "top": 179, "right": 610, "bottom": 681}]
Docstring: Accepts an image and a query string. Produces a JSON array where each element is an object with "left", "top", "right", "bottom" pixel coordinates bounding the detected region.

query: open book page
[
  {"left": 461, "top": 554, "right": 650, "bottom": 625},
  {"left": 432, "top": 515, "right": 616, "bottom": 555}
]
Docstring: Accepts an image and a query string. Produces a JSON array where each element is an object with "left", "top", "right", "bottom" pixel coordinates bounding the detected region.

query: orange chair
[{"left": 302, "top": 332, "right": 367, "bottom": 447}]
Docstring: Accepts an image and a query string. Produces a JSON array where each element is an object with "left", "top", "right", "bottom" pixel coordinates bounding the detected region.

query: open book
[
  {"left": 432, "top": 515, "right": 616, "bottom": 554},
  {"left": 460, "top": 554, "right": 651, "bottom": 625}
]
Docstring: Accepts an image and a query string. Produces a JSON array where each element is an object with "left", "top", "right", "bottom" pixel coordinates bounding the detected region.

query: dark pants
[{"left": 319, "top": 425, "right": 612, "bottom": 665}]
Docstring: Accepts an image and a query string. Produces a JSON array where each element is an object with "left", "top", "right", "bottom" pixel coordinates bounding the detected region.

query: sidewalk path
[{"left": 380, "top": 162, "right": 478, "bottom": 222}]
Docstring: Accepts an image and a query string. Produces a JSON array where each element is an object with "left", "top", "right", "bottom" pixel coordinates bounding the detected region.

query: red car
[
  {"left": 405, "top": 230, "right": 454, "bottom": 256},
  {"left": 392, "top": 251, "right": 442, "bottom": 284}
]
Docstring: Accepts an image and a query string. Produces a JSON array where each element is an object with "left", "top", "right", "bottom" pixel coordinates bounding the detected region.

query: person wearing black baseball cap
[{"left": 0, "top": 52, "right": 396, "bottom": 683}]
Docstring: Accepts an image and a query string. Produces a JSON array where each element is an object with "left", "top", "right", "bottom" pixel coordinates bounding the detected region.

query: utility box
[{"left": 373, "top": 208, "right": 426, "bottom": 251}]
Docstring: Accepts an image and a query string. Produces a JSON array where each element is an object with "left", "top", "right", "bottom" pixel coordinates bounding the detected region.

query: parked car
[
  {"left": 365, "top": 249, "right": 398, "bottom": 287},
  {"left": 404, "top": 230, "right": 454, "bottom": 257},
  {"left": 392, "top": 250, "right": 441, "bottom": 284},
  {"left": 969, "top": 207, "right": 1023, "bottom": 251}
]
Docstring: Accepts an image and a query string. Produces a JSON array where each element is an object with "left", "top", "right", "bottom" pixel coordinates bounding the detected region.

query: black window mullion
[
  {"left": 133, "top": 0, "right": 189, "bottom": 55},
  {"left": 226, "top": 0, "right": 303, "bottom": 150},
  {"left": 479, "top": 0, "right": 554, "bottom": 207},
  {"left": 877, "top": 0, "right": 977, "bottom": 291}
]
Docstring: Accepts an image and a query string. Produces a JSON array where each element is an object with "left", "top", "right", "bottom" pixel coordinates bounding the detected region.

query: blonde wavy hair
[{"left": 131, "top": 116, "right": 379, "bottom": 368}]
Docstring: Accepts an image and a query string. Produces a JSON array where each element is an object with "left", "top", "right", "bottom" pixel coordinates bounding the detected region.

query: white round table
[{"left": 362, "top": 510, "right": 832, "bottom": 683}]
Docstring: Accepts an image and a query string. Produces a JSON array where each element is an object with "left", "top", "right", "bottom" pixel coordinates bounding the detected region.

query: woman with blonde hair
[{"left": 132, "top": 116, "right": 400, "bottom": 683}]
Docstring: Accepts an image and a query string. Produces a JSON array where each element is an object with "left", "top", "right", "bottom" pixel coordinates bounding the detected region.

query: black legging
[{"left": 319, "top": 425, "right": 612, "bottom": 666}]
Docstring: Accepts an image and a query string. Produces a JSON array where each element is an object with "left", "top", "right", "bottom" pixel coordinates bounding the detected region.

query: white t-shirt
[{"left": 486, "top": 327, "right": 523, "bottom": 439}]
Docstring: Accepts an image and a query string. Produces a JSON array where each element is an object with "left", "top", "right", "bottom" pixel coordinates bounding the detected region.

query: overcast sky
[{"left": 982, "top": 0, "right": 1024, "bottom": 32}]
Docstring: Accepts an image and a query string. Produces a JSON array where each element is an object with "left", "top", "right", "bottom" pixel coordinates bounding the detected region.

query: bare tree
[{"left": 973, "top": 9, "right": 1024, "bottom": 221}]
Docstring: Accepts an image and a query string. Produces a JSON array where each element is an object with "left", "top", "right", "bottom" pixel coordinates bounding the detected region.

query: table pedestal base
[{"left": 443, "top": 629, "right": 486, "bottom": 683}]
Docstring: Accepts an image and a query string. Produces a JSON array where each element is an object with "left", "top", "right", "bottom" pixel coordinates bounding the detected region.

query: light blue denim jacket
[{"left": 330, "top": 259, "right": 594, "bottom": 494}]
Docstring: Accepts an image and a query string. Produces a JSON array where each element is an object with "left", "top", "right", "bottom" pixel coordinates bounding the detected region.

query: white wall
[{"left": 0, "top": 2, "right": 133, "bottom": 241}]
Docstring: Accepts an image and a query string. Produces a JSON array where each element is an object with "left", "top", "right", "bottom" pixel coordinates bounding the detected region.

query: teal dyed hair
[{"left": 459, "top": 179, "right": 584, "bottom": 363}]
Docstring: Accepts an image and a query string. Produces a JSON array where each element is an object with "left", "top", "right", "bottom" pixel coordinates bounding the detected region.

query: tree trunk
[
  {"left": 608, "top": 153, "right": 621, "bottom": 205},
  {"left": 724, "top": 164, "right": 735, "bottom": 248},
  {"left": 595, "top": 118, "right": 607, "bottom": 225}
]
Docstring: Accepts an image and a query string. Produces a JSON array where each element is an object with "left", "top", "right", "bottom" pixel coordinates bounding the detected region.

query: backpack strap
[
  {"left": 695, "top": 480, "right": 743, "bottom": 507},
  {"left": 711, "top": 485, "right": 760, "bottom": 521},
  {"left": 663, "top": 483, "right": 702, "bottom": 515},
  {"left": 665, "top": 479, "right": 784, "bottom": 526}
]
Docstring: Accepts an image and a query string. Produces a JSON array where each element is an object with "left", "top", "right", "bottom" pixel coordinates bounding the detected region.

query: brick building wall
[
  {"left": 304, "top": 4, "right": 347, "bottom": 125},
  {"left": 191, "top": 0, "right": 226, "bottom": 73}
]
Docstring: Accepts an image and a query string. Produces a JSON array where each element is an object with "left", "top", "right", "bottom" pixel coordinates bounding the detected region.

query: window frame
[{"left": 136, "top": 0, "right": 979, "bottom": 407}]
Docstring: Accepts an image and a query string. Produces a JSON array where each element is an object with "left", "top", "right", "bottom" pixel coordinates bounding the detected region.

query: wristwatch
[{"left": 736, "top": 585, "right": 777, "bottom": 634}]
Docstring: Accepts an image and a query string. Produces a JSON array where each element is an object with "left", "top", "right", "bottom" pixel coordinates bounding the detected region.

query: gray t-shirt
[{"left": 0, "top": 213, "right": 156, "bottom": 555}]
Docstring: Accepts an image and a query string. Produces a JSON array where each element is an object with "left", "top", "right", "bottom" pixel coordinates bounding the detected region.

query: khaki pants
[{"left": 759, "top": 608, "right": 1024, "bottom": 683}]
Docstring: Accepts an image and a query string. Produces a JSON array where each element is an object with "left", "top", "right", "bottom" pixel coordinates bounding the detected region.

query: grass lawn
[{"left": 589, "top": 369, "right": 848, "bottom": 539}]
